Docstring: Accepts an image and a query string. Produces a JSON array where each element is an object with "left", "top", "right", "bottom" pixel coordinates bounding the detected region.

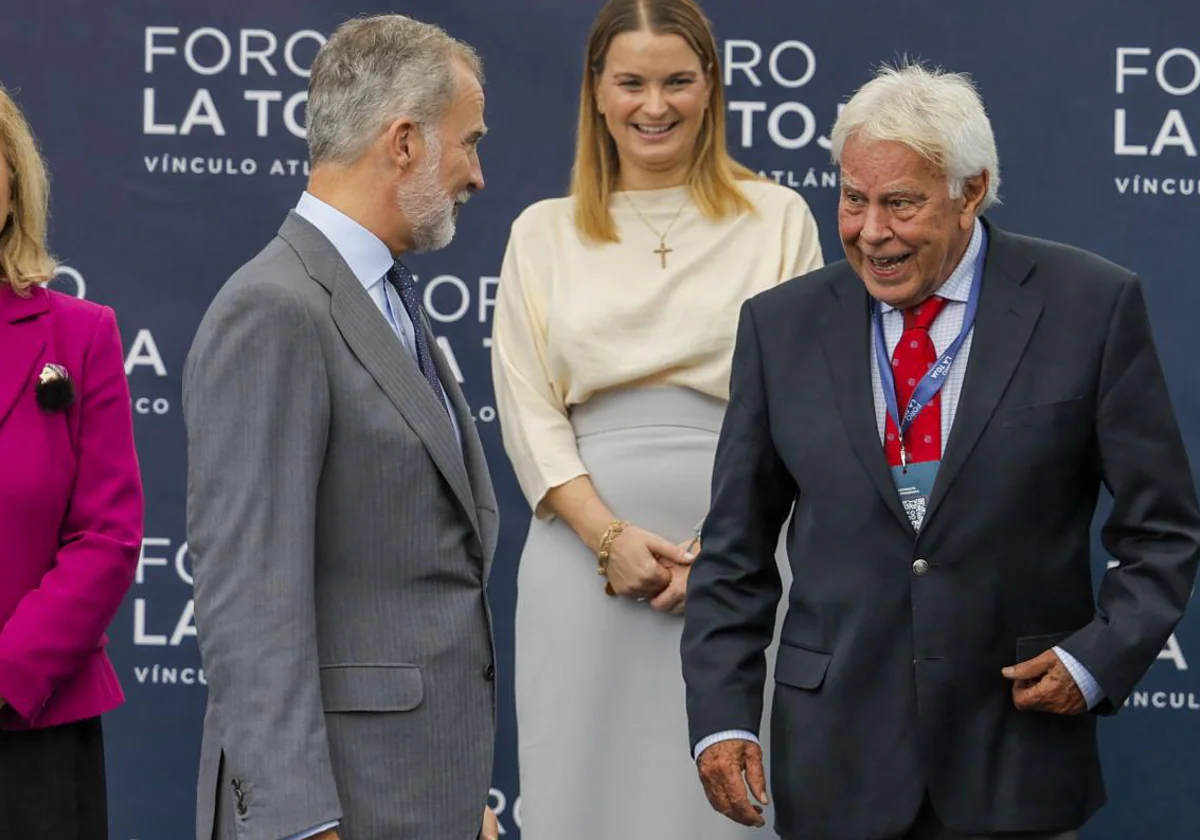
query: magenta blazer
[{"left": 0, "top": 282, "right": 143, "bottom": 730}]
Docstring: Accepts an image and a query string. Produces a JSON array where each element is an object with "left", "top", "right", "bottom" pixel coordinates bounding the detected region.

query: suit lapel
[
  {"left": 331, "top": 263, "right": 480, "bottom": 532},
  {"left": 0, "top": 285, "right": 49, "bottom": 429},
  {"left": 427, "top": 324, "right": 497, "bottom": 563},
  {"left": 923, "top": 225, "right": 1041, "bottom": 526},
  {"left": 819, "top": 271, "right": 914, "bottom": 535},
  {"left": 278, "top": 213, "right": 480, "bottom": 535}
]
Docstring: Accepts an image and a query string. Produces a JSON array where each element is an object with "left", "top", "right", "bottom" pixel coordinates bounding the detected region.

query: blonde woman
[
  {"left": 0, "top": 86, "right": 143, "bottom": 838},
  {"left": 490, "top": 1, "right": 823, "bottom": 837}
]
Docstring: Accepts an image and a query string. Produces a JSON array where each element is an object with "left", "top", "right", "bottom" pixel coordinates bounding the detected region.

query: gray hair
[
  {"left": 830, "top": 62, "right": 1001, "bottom": 211},
  {"left": 307, "top": 15, "right": 483, "bottom": 166}
]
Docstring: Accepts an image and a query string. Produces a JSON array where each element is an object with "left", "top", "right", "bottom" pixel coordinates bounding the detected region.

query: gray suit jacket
[{"left": 184, "top": 212, "right": 499, "bottom": 840}]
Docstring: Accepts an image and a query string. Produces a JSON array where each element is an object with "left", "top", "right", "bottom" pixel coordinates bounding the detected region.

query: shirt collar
[
  {"left": 294, "top": 192, "right": 395, "bottom": 292},
  {"left": 879, "top": 217, "right": 984, "bottom": 314}
]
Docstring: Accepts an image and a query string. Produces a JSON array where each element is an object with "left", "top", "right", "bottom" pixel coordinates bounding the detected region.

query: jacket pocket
[
  {"left": 1014, "top": 631, "right": 1073, "bottom": 663},
  {"left": 774, "top": 642, "right": 832, "bottom": 691},
  {"left": 319, "top": 663, "right": 424, "bottom": 712},
  {"left": 997, "top": 397, "right": 1086, "bottom": 428}
]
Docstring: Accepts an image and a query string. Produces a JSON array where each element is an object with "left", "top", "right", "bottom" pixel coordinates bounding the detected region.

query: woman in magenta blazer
[{"left": 0, "top": 87, "right": 143, "bottom": 838}]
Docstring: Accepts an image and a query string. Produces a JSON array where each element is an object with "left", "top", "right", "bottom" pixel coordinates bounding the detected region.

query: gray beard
[{"left": 398, "top": 143, "right": 456, "bottom": 253}]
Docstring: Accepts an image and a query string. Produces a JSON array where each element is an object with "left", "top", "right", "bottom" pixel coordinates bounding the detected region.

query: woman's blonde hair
[
  {"left": 571, "top": 0, "right": 759, "bottom": 242},
  {"left": 0, "top": 85, "right": 55, "bottom": 295}
]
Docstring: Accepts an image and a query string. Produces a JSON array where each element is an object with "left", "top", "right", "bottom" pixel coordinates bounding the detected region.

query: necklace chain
[{"left": 623, "top": 191, "right": 689, "bottom": 268}]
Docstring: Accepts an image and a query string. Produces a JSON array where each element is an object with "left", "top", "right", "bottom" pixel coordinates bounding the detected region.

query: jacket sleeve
[
  {"left": 184, "top": 280, "right": 343, "bottom": 838},
  {"left": 1060, "top": 275, "right": 1200, "bottom": 713},
  {"left": 681, "top": 299, "right": 797, "bottom": 749}
]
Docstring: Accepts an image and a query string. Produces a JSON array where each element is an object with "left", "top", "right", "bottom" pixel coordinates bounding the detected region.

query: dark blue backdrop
[{"left": 2, "top": 1, "right": 1197, "bottom": 837}]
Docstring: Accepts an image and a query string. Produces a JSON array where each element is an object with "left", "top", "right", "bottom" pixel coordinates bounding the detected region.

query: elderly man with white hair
[{"left": 681, "top": 62, "right": 1200, "bottom": 840}]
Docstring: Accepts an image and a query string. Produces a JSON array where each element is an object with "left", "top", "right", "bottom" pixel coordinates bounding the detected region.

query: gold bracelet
[{"left": 596, "top": 519, "right": 627, "bottom": 595}]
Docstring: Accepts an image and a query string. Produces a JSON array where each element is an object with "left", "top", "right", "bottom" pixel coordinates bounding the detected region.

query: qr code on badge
[{"left": 903, "top": 496, "right": 927, "bottom": 530}]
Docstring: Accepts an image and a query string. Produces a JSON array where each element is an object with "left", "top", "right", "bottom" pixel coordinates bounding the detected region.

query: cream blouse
[{"left": 491, "top": 179, "right": 825, "bottom": 516}]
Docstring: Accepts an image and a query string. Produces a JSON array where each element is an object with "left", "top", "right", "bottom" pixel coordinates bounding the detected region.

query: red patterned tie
[{"left": 884, "top": 296, "right": 948, "bottom": 467}]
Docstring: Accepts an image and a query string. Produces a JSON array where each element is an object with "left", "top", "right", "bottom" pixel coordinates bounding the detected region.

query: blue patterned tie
[{"left": 386, "top": 261, "right": 449, "bottom": 415}]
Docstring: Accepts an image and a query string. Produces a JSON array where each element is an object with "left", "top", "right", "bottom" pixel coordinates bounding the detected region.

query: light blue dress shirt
[
  {"left": 295, "top": 192, "right": 461, "bottom": 446},
  {"left": 694, "top": 220, "right": 1103, "bottom": 762},
  {"left": 282, "top": 194, "right": 461, "bottom": 840}
]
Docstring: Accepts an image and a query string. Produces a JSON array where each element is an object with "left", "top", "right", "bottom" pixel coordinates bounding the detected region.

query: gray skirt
[{"left": 514, "top": 386, "right": 787, "bottom": 839}]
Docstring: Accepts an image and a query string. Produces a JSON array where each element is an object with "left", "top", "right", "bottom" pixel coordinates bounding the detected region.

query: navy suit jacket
[{"left": 681, "top": 220, "right": 1200, "bottom": 840}]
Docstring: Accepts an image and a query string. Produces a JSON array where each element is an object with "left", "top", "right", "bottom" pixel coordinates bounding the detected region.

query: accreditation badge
[{"left": 891, "top": 460, "right": 939, "bottom": 531}]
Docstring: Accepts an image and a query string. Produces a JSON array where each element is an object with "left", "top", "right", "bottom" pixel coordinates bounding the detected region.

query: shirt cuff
[
  {"left": 283, "top": 821, "right": 339, "bottom": 840},
  {"left": 1054, "top": 645, "right": 1105, "bottom": 710},
  {"left": 693, "top": 729, "right": 759, "bottom": 761}
]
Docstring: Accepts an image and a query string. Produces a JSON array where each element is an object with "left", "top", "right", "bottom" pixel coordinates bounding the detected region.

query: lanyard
[{"left": 871, "top": 227, "right": 988, "bottom": 467}]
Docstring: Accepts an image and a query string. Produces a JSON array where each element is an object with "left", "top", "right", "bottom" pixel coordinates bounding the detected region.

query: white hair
[
  {"left": 830, "top": 62, "right": 1001, "bottom": 211},
  {"left": 306, "top": 15, "right": 482, "bottom": 166}
]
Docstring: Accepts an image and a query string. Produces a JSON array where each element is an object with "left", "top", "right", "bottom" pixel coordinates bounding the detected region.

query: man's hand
[
  {"left": 311, "top": 830, "right": 339, "bottom": 840},
  {"left": 481, "top": 805, "right": 500, "bottom": 840},
  {"left": 696, "top": 739, "right": 769, "bottom": 827},
  {"left": 1003, "top": 649, "right": 1087, "bottom": 715}
]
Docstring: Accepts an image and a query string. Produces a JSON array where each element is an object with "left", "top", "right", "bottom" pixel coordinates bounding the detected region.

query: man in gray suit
[{"left": 184, "top": 15, "right": 499, "bottom": 840}]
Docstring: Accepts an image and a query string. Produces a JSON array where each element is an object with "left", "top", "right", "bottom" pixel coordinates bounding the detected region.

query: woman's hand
[
  {"left": 539, "top": 477, "right": 696, "bottom": 606},
  {"left": 604, "top": 525, "right": 686, "bottom": 600},
  {"left": 649, "top": 537, "right": 699, "bottom": 615}
]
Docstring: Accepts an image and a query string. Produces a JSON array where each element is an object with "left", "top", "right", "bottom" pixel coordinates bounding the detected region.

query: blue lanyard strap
[{"left": 872, "top": 226, "right": 988, "bottom": 461}]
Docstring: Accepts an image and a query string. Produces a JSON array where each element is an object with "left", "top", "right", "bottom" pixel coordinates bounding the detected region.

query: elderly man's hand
[
  {"left": 1003, "top": 649, "right": 1087, "bottom": 715},
  {"left": 695, "top": 739, "right": 769, "bottom": 827}
]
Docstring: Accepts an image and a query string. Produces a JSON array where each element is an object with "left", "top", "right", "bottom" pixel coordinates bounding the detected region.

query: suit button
[
  {"left": 483, "top": 663, "right": 495, "bottom": 681},
  {"left": 236, "top": 801, "right": 247, "bottom": 816},
  {"left": 912, "top": 558, "right": 930, "bottom": 576}
]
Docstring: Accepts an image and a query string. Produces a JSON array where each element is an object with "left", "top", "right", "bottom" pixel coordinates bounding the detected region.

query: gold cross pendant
[{"left": 654, "top": 238, "right": 672, "bottom": 269}]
